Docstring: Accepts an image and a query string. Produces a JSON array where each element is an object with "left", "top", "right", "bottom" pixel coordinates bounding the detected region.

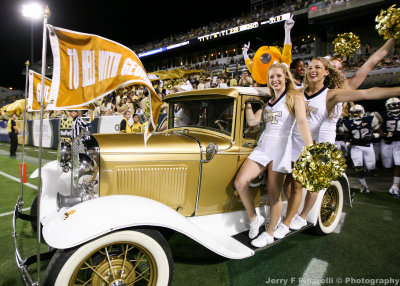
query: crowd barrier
[
  {"left": 0, "top": 114, "right": 168, "bottom": 149},
  {"left": 0, "top": 115, "right": 125, "bottom": 149}
]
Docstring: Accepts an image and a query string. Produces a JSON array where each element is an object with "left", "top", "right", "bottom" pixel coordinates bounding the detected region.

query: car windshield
[{"left": 170, "top": 98, "right": 234, "bottom": 136}]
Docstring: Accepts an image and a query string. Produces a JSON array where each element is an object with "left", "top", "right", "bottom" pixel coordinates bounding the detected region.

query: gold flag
[
  {"left": 46, "top": 25, "right": 162, "bottom": 136},
  {"left": 27, "top": 69, "right": 52, "bottom": 111}
]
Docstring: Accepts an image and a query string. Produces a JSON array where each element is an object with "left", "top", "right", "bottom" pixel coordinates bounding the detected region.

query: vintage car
[{"left": 13, "top": 87, "right": 351, "bottom": 285}]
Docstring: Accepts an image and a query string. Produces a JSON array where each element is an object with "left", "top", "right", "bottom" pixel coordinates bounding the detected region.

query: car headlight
[
  {"left": 57, "top": 141, "right": 72, "bottom": 172},
  {"left": 73, "top": 153, "right": 97, "bottom": 186}
]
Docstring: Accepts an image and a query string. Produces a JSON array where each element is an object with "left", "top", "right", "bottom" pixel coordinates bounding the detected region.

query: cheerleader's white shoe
[
  {"left": 251, "top": 232, "right": 274, "bottom": 248},
  {"left": 248, "top": 215, "right": 265, "bottom": 239}
]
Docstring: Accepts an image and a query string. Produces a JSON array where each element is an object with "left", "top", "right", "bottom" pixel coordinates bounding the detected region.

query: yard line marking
[
  {"left": 382, "top": 210, "right": 392, "bottom": 222},
  {"left": 298, "top": 258, "right": 328, "bottom": 286},
  {"left": 0, "top": 207, "right": 30, "bottom": 217},
  {"left": 0, "top": 171, "right": 38, "bottom": 190},
  {"left": 333, "top": 212, "right": 346, "bottom": 233}
]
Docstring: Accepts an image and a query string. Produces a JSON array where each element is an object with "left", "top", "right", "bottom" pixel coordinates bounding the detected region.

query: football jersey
[
  {"left": 343, "top": 115, "right": 375, "bottom": 146},
  {"left": 378, "top": 111, "right": 400, "bottom": 142}
]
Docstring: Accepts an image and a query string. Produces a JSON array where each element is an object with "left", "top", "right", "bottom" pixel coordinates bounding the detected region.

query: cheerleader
[
  {"left": 234, "top": 63, "right": 312, "bottom": 247},
  {"left": 277, "top": 57, "right": 400, "bottom": 236}
]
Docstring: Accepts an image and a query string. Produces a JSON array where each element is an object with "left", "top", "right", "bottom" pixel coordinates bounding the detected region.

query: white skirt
[{"left": 247, "top": 135, "right": 292, "bottom": 174}]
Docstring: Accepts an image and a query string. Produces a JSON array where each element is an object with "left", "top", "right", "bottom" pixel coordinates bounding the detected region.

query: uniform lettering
[{"left": 82, "top": 50, "right": 96, "bottom": 87}]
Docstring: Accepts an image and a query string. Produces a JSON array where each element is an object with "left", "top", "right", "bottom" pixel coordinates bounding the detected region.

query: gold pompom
[
  {"left": 292, "top": 141, "right": 347, "bottom": 193},
  {"left": 332, "top": 32, "right": 361, "bottom": 57},
  {"left": 375, "top": 4, "right": 400, "bottom": 41}
]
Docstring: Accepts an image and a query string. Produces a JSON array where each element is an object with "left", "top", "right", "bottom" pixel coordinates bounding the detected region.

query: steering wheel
[{"left": 214, "top": 120, "right": 229, "bottom": 131}]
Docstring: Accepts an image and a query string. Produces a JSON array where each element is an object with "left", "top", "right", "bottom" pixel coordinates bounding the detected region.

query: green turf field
[{"left": 0, "top": 142, "right": 399, "bottom": 286}]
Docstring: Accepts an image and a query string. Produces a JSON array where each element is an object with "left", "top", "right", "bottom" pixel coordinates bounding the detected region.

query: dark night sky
[{"left": 0, "top": 0, "right": 249, "bottom": 89}]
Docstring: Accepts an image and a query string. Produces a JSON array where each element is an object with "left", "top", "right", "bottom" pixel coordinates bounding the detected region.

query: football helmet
[
  {"left": 385, "top": 97, "right": 400, "bottom": 115},
  {"left": 349, "top": 104, "right": 365, "bottom": 120}
]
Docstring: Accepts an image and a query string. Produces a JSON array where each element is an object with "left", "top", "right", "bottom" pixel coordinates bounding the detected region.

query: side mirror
[{"left": 203, "top": 143, "right": 218, "bottom": 163}]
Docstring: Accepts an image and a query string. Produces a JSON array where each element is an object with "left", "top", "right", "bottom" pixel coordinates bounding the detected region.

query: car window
[
  {"left": 243, "top": 100, "right": 265, "bottom": 140},
  {"left": 171, "top": 98, "right": 234, "bottom": 136}
]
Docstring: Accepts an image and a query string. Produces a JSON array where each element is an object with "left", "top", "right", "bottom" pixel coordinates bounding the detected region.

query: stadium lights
[{"left": 21, "top": 2, "right": 43, "bottom": 19}]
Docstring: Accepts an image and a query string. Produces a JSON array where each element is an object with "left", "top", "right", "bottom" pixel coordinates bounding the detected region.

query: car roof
[{"left": 163, "top": 87, "right": 271, "bottom": 100}]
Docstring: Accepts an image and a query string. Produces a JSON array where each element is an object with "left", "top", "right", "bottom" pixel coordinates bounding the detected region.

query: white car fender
[
  {"left": 42, "top": 195, "right": 255, "bottom": 259},
  {"left": 30, "top": 160, "right": 72, "bottom": 220}
]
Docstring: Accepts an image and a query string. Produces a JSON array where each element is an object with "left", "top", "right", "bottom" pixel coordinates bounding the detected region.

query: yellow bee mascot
[{"left": 243, "top": 15, "right": 294, "bottom": 85}]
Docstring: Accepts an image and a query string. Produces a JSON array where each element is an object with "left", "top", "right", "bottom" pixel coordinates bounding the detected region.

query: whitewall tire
[
  {"left": 43, "top": 229, "right": 173, "bottom": 286},
  {"left": 315, "top": 180, "right": 344, "bottom": 235}
]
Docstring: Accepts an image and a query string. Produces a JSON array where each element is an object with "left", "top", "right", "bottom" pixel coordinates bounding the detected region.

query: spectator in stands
[
  {"left": 117, "top": 97, "right": 130, "bottom": 114},
  {"left": 230, "top": 74, "right": 239, "bottom": 87},
  {"left": 100, "top": 96, "right": 114, "bottom": 116},
  {"left": 198, "top": 78, "right": 206, "bottom": 89},
  {"left": 131, "top": 114, "right": 144, "bottom": 133},
  {"left": 119, "top": 110, "right": 132, "bottom": 133},
  {"left": 217, "top": 77, "right": 228, "bottom": 88},
  {"left": 7, "top": 113, "right": 18, "bottom": 156},
  {"left": 239, "top": 70, "right": 253, "bottom": 87}
]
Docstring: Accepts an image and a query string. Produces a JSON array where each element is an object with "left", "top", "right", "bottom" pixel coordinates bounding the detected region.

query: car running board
[{"left": 231, "top": 223, "right": 314, "bottom": 252}]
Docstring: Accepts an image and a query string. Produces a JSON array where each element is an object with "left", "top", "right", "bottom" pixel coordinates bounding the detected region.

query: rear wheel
[
  {"left": 314, "top": 180, "right": 343, "bottom": 235},
  {"left": 43, "top": 229, "right": 173, "bottom": 286}
]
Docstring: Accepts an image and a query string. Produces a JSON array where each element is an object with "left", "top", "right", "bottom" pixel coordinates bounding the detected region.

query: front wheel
[
  {"left": 314, "top": 180, "right": 344, "bottom": 235},
  {"left": 43, "top": 229, "right": 173, "bottom": 286}
]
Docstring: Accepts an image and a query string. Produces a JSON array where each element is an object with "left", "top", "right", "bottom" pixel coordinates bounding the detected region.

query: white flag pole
[
  {"left": 36, "top": 5, "right": 50, "bottom": 284},
  {"left": 20, "top": 60, "right": 29, "bottom": 199}
]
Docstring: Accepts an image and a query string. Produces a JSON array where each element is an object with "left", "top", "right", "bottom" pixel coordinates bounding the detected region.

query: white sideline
[
  {"left": 0, "top": 207, "right": 30, "bottom": 217},
  {"left": 0, "top": 171, "right": 38, "bottom": 190}
]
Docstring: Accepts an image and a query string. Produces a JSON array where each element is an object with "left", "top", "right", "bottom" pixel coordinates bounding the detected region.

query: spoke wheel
[
  {"left": 44, "top": 229, "right": 173, "bottom": 286},
  {"left": 315, "top": 180, "right": 343, "bottom": 235},
  {"left": 320, "top": 185, "right": 339, "bottom": 227},
  {"left": 72, "top": 241, "right": 157, "bottom": 285}
]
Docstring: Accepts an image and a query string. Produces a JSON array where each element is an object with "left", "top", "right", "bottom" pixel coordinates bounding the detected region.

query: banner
[
  {"left": 27, "top": 69, "right": 52, "bottom": 111},
  {"left": 46, "top": 25, "right": 161, "bottom": 138}
]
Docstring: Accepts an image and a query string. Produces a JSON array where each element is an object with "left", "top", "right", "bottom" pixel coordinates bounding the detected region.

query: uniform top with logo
[
  {"left": 318, "top": 102, "right": 342, "bottom": 144},
  {"left": 247, "top": 90, "right": 295, "bottom": 173},
  {"left": 343, "top": 115, "right": 376, "bottom": 147},
  {"left": 378, "top": 110, "right": 400, "bottom": 142},
  {"left": 291, "top": 86, "right": 329, "bottom": 161}
]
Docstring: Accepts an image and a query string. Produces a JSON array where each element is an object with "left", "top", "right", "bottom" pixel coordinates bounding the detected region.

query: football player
[
  {"left": 343, "top": 104, "right": 380, "bottom": 193},
  {"left": 375, "top": 97, "right": 400, "bottom": 197}
]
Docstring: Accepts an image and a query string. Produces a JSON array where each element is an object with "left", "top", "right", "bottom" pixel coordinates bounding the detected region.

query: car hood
[{"left": 93, "top": 131, "right": 231, "bottom": 154}]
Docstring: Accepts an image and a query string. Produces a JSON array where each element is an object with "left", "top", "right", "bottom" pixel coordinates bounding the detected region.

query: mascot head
[{"left": 247, "top": 46, "right": 282, "bottom": 85}]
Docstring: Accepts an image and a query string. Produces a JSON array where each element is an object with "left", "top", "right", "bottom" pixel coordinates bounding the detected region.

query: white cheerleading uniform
[
  {"left": 318, "top": 102, "right": 342, "bottom": 144},
  {"left": 291, "top": 86, "right": 329, "bottom": 162},
  {"left": 247, "top": 91, "right": 294, "bottom": 173},
  {"left": 295, "top": 81, "right": 304, "bottom": 90}
]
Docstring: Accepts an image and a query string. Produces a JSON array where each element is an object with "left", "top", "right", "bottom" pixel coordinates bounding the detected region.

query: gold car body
[{"left": 94, "top": 87, "right": 271, "bottom": 217}]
